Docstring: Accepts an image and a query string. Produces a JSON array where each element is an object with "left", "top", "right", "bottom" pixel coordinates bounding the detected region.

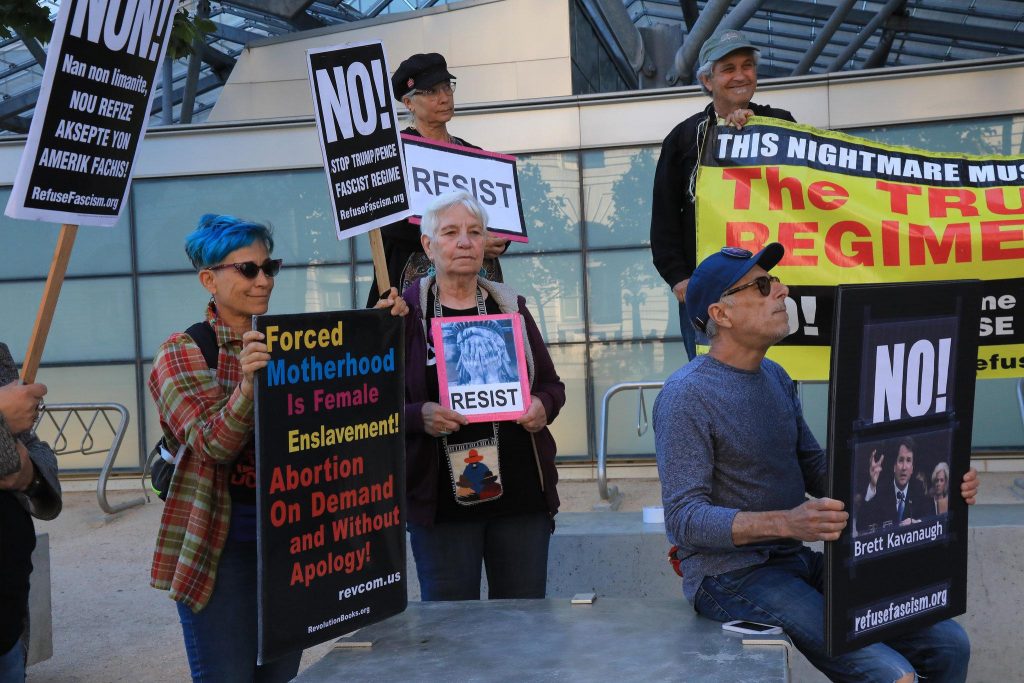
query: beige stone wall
[{"left": 208, "top": 0, "right": 573, "bottom": 123}]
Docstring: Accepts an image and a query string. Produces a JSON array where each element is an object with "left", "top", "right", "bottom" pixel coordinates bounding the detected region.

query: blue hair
[{"left": 184, "top": 214, "right": 275, "bottom": 269}]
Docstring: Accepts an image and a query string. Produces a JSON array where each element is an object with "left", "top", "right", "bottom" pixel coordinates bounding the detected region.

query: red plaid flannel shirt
[{"left": 149, "top": 303, "right": 254, "bottom": 611}]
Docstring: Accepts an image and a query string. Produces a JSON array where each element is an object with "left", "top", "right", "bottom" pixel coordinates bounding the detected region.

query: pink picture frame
[{"left": 431, "top": 312, "right": 531, "bottom": 422}]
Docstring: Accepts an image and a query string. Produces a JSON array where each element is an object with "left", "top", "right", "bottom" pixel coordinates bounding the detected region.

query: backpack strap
[{"left": 184, "top": 321, "right": 219, "bottom": 370}]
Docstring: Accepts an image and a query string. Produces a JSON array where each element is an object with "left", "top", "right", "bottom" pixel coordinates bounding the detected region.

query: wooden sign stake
[
  {"left": 368, "top": 228, "right": 391, "bottom": 297},
  {"left": 21, "top": 223, "right": 78, "bottom": 383}
]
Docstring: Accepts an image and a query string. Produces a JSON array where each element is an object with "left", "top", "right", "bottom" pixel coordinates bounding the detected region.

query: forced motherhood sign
[
  {"left": 254, "top": 309, "right": 406, "bottom": 662},
  {"left": 824, "top": 280, "right": 980, "bottom": 656},
  {"left": 695, "top": 117, "right": 1024, "bottom": 379},
  {"left": 5, "top": 0, "right": 176, "bottom": 226},
  {"left": 306, "top": 41, "right": 412, "bottom": 240}
]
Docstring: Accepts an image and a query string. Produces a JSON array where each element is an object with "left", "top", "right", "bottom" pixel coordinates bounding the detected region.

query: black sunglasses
[
  {"left": 206, "top": 258, "right": 282, "bottom": 279},
  {"left": 722, "top": 275, "right": 780, "bottom": 298}
]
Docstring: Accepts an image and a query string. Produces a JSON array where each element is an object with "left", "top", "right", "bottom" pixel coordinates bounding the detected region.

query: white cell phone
[
  {"left": 722, "top": 619, "right": 783, "bottom": 635},
  {"left": 571, "top": 592, "right": 596, "bottom": 605}
]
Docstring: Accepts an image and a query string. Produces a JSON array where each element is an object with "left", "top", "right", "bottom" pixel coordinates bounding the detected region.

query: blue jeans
[
  {"left": 408, "top": 512, "right": 551, "bottom": 601},
  {"left": 694, "top": 548, "right": 969, "bottom": 682},
  {"left": 176, "top": 539, "right": 301, "bottom": 683},
  {"left": 677, "top": 301, "right": 698, "bottom": 361},
  {"left": 0, "top": 639, "right": 25, "bottom": 683}
]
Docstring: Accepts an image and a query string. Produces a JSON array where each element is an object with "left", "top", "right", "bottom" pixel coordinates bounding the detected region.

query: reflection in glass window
[
  {"left": 545, "top": 344, "right": 588, "bottom": 459},
  {"left": 138, "top": 273, "right": 207, "bottom": 354},
  {"left": 586, "top": 249, "right": 677, "bottom": 341},
  {"left": 582, "top": 146, "right": 657, "bottom": 248},
  {"left": 355, "top": 263, "right": 375, "bottom": 306},
  {"left": 0, "top": 278, "right": 135, "bottom": 363},
  {"left": 35, "top": 364, "right": 141, "bottom": 470},
  {"left": 0, "top": 188, "right": 131, "bottom": 279},
  {"left": 270, "top": 265, "right": 351, "bottom": 316},
  {"left": 846, "top": 115, "right": 1024, "bottom": 156},
  {"left": 501, "top": 254, "right": 584, "bottom": 344},
  {"left": 139, "top": 267, "right": 353, "bottom": 356},
  {"left": 133, "top": 170, "right": 343, "bottom": 272},
  {"left": 0, "top": 281, "right": 43, "bottom": 360},
  {"left": 515, "top": 152, "right": 581, "bottom": 252},
  {"left": 590, "top": 340, "right": 684, "bottom": 458}
]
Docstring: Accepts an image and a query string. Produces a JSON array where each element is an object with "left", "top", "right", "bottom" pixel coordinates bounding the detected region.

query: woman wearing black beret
[{"left": 366, "top": 52, "right": 510, "bottom": 306}]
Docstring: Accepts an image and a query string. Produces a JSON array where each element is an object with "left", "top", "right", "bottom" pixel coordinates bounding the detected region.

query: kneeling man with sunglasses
[{"left": 653, "top": 243, "right": 979, "bottom": 682}]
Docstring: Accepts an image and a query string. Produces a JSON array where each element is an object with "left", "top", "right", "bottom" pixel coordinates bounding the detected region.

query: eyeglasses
[
  {"left": 415, "top": 81, "right": 455, "bottom": 98},
  {"left": 722, "top": 275, "right": 780, "bottom": 298},
  {"left": 205, "top": 259, "right": 282, "bottom": 279}
]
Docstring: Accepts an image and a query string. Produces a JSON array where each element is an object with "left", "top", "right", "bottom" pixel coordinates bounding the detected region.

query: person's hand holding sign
[
  {"left": 0, "top": 381, "right": 47, "bottom": 434},
  {"left": 239, "top": 330, "right": 270, "bottom": 400},
  {"left": 484, "top": 235, "right": 509, "bottom": 259},
  {"left": 374, "top": 287, "right": 409, "bottom": 317},
  {"left": 515, "top": 396, "right": 548, "bottom": 433},
  {"left": 422, "top": 401, "right": 468, "bottom": 437},
  {"left": 722, "top": 108, "right": 755, "bottom": 129}
]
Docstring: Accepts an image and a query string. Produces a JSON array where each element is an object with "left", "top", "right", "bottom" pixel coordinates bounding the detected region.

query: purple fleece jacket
[{"left": 402, "top": 276, "right": 565, "bottom": 527}]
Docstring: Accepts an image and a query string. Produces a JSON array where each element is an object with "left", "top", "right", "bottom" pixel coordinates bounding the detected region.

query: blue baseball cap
[{"left": 687, "top": 243, "right": 785, "bottom": 332}]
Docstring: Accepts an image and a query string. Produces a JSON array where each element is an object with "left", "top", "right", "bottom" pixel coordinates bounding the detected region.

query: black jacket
[
  {"left": 0, "top": 343, "right": 62, "bottom": 654},
  {"left": 650, "top": 102, "right": 795, "bottom": 288}
]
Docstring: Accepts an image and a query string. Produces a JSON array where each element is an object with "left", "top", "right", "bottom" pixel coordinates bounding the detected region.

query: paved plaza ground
[{"left": 25, "top": 473, "right": 1024, "bottom": 682}]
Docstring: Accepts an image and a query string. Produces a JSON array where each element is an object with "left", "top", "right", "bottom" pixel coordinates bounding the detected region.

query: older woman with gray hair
[{"left": 401, "top": 190, "right": 565, "bottom": 601}]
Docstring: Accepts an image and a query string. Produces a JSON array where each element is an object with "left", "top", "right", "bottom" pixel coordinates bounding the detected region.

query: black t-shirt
[
  {"left": 227, "top": 439, "right": 257, "bottom": 541},
  {"left": 425, "top": 292, "right": 545, "bottom": 523}
]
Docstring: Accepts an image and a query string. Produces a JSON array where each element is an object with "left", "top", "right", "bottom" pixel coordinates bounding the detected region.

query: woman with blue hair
[{"left": 148, "top": 214, "right": 402, "bottom": 680}]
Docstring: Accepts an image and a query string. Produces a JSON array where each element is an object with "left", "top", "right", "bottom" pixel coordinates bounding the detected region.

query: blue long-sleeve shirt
[{"left": 653, "top": 354, "right": 826, "bottom": 603}]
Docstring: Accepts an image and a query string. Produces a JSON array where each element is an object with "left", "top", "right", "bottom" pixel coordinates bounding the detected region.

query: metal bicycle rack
[
  {"left": 34, "top": 403, "right": 142, "bottom": 514},
  {"left": 596, "top": 381, "right": 664, "bottom": 510}
]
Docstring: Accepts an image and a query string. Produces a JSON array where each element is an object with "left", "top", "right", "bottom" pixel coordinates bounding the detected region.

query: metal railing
[
  {"left": 34, "top": 403, "right": 141, "bottom": 514},
  {"left": 596, "top": 381, "right": 664, "bottom": 507}
]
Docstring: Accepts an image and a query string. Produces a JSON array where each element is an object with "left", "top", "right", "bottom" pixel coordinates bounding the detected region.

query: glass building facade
[{"left": 2, "top": 110, "right": 1022, "bottom": 472}]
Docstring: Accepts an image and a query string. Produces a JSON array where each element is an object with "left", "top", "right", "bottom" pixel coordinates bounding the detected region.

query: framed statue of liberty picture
[{"left": 431, "top": 313, "right": 530, "bottom": 423}]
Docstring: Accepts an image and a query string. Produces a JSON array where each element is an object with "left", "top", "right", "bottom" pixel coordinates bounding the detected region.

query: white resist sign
[{"left": 401, "top": 134, "right": 527, "bottom": 243}]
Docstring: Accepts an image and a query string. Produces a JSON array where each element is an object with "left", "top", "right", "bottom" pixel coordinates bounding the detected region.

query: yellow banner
[{"left": 696, "top": 118, "right": 1024, "bottom": 380}]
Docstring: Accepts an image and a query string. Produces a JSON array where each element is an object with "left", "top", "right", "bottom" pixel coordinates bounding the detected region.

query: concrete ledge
[
  {"left": 297, "top": 599, "right": 791, "bottom": 682},
  {"left": 541, "top": 507, "right": 1024, "bottom": 682},
  {"left": 394, "top": 506, "right": 1023, "bottom": 679}
]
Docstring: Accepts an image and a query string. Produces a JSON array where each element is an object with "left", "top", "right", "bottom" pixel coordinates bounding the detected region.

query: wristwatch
[{"left": 22, "top": 470, "right": 43, "bottom": 498}]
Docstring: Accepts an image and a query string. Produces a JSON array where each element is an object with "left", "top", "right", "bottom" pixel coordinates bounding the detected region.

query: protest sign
[
  {"left": 824, "top": 280, "right": 979, "bottom": 656},
  {"left": 5, "top": 0, "right": 176, "bottom": 226},
  {"left": 402, "top": 134, "right": 528, "bottom": 242},
  {"left": 432, "top": 313, "right": 530, "bottom": 423},
  {"left": 695, "top": 118, "right": 1024, "bottom": 379},
  {"left": 306, "top": 41, "right": 411, "bottom": 242},
  {"left": 254, "top": 309, "right": 405, "bottom": 662}
]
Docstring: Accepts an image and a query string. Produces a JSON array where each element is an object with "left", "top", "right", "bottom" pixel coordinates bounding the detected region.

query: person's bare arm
[{"left": 732, "top": 497, "right": 848, "bottom": 545}]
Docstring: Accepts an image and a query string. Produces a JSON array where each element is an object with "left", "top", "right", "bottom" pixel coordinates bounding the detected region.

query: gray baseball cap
[{"left": 699, "top": 29, "right": 758, "bottom": 69}]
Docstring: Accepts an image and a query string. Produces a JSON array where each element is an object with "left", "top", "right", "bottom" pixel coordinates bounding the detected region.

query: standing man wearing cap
[
  {"left": 0, "top": 343, "right": 61, "bottom": 680},
  {"left": 650, "top": 29, "right": 795, "bottom": 360},
  {"left": 653, "top": 245, "right": 980, "bottom": 681},
  {"left": 366, "top": 53, "right": 509, "bottom": 306}
]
